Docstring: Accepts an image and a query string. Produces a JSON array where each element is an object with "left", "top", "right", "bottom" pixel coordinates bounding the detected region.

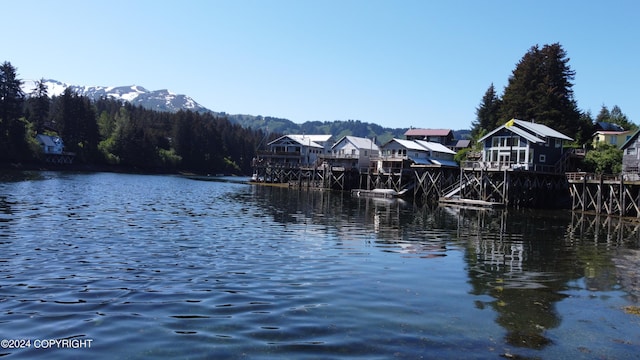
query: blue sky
[{"left": 4, "top": 0, "right": 639, "bottom": 130}]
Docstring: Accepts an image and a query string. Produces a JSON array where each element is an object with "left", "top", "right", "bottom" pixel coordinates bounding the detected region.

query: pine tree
[
  {"left": 472, "top": 83, "right": 501, "bottom": 138},
  {"left": 499, "top": 43, "right": 589, "bottom": 141},
  {"left": 596, "top": 105, "right": 636, "bottom": 131},
  {"left": 25, "top": 78, "right": 50, "bottom": 132},
  {"left": 0, "top": 61, "right": 27, "bottom": 161}
]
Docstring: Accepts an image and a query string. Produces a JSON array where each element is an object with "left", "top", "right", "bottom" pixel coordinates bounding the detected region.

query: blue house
[{"left": 476, "top": 119, "right": 573, "bottom": 173}]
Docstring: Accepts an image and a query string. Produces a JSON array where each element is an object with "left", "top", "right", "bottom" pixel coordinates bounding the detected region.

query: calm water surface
[{"left": 0, "top": 171, "right": 639, "bottom": 359}]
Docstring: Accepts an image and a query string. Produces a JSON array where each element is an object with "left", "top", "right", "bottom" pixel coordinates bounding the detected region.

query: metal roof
[
  {"left": 414, "top": 140, "right": 457, "bottom": 155},
  {"left": 388, "top": 138, "right": 427, "bottom": 151},
  {"left": 268, "top": 134, "right": 330, "bottom": 148},
  {"left": 404, "top": 128, "right": 452, "bottom": 137},
  {"left": 332, "top": 136, "right": 379, "bottom": 151},
  {"left": 478, "top": 119, "right": 573, "bottom": 143}
]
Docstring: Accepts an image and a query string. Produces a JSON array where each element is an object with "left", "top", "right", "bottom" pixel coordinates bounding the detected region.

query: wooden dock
[{"left": 439, "top": 197, "right": 505, "bottom": 209}]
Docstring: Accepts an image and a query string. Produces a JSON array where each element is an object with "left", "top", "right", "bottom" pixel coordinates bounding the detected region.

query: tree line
[
  {"left": 0, "top": 61, "right": 270, "bottom": 174},
  {"left": 2, "top": 43, "right": 635, "bottom": 175},
  {"left": 470, "top": 43, "right": 634, "bottom": 174}
]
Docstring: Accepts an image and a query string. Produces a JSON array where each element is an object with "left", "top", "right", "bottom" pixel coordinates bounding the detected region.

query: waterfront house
[
  {"left": 620, "top": 130, "right": 640, "bottom": 180},
  {"left": 378, "top": 138, "right": 458, "bottom": 173},
  {"left": 259, "top": 134, "right": 332, "bottom": 167},
  {"left": 36, "top": 134, "right": 64, "bottom": 154},
  {"left": 35, "top": 134, "right": 75, "bottom": 164},
  {"left": 476, "top": 119, "right": 573, "bottom": 172},
  {"left": 323, "top": 136, "right": 379, "bottom": 171},
  {"left": 414, "top": 140, "right": 458, "bottom": 167}
]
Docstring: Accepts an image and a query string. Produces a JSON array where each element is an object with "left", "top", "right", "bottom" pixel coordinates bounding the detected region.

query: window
[
  {"left": 492, "top": 136, "right": 520, "bottom": 148},
  {"left": 610, "top": 137, "right": 618, "bottom": 145},
  {"left": 626, "top": 148, "right": 637, "bottom": 155},
  {"left": 539, "top": 154, "right": 546, "bottom": 163},
  {"left": 555, "top": 139, "right": 562, "bottom": 148}
]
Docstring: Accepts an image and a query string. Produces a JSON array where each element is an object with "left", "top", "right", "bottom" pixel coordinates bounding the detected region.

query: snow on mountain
[{"left": 21, "top": 79, "right": 209, "bottom": 113}]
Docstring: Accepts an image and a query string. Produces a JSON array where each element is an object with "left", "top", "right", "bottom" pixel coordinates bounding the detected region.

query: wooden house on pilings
[{"left": 251, "top": 120, "right": 584, "bottom": 210}]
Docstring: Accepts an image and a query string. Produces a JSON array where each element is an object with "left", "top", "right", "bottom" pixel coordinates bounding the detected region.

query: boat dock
[{"left": 439, "top": 197, "right": 504, "bottom": 209}]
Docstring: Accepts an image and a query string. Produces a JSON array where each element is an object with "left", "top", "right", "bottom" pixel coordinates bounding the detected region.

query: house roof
[
  {"left": 621, "top": 130, "right": 640, "bottom": 150},
  {"left": 454, "top": 139, "right": 471, "bottom": 148},
  {"left": 592, "top": 130, "right": 631, "bottom": 136},
  {"left": 268, "top": 134, "right": 330, "bottom": 148},
  {"left": 595, "top": 121, "right": 625, "bottom": 131},
  {"left": 36, "top": 134, "right": 60, "bottom": 146},
  {"left": 332, "top": 136, "right": 379, "bottom": 151},
  {"left": 414, "top": 140, "right": 456, "bottom": 155},
  {"left": 404, "top": 128, "right": 452, "bottom": 137},
  {"left": 387, "top": 138, "right": 428, "bottom": 151},
  {"left": 478, "top": 119, "right": 573, "bottom": 143}
]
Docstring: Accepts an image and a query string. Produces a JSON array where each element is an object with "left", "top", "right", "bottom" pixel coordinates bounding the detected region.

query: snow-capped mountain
[{"left": 21, "top": 79, "right": 209, "bottom": 113}]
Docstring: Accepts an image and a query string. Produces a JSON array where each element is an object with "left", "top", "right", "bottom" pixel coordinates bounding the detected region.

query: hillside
[{"left": 23, "top": 79, "right": 470, "bottom": 144}]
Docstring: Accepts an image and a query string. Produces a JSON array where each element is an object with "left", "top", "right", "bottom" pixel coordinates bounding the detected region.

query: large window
[{"left": 491, "top": 136, "right": 520, "bottom": 148}]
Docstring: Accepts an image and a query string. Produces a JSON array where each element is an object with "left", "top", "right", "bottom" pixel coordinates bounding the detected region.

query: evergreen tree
[
  {"left": 24, "top": 78, "right": 50, "bottom": 132},
  {"left": 595, "top": 105, "right": 636, "bottom": 131},
  {"left": 499, "top": 43, "right": 589, "bottom": 141},
  {"left": 472, "top": 83, "right": 501, "bottom": 137},
  {"left": 0, "top": 61, "right": 28, "bottom": 161},
  {"left": 50, "top": 89, "right": 100, "bottom": 162}
]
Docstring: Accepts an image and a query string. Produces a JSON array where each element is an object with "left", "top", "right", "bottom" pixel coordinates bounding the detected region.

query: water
[{"left": 0, "top": 171, "right": 638, "bottom": 359}]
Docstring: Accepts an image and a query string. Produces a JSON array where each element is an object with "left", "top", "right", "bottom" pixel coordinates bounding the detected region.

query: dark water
[{"left": 0, "top": 171, "right": 639, "bottom": 359}]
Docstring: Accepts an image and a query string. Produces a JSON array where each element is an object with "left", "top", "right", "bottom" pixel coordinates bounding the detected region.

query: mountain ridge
[{"left": 21, "top": 79, "right": 469, "bottom": 143}]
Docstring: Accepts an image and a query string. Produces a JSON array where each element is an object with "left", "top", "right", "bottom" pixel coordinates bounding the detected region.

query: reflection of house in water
[{"left": 449, "top": 208, "right": 571, "bottom": 350}]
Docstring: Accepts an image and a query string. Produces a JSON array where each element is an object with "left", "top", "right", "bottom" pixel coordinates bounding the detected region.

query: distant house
[
  {"left": 36, "top": 134, "right": 64, "bottom": 154},
  {"left": 378, "top": 138, "right": 457, "bottom": 173},
  {"left": 621, "top": 130, "right": 640, "bottom": 180},
  {"left": 476, "top": 119, "right": 573, "bottom": 172},
  {"left": 404, "top": 128, "right": 455, "bottom": 146},
  {"left": 323, "top": 136, "right": 379, "bottom": 171},
  {"left": 259, "top": 134, "right": 332, "bottom": 167},
  {"left": 35, "top": 134, "right": 75, "bottom": 164},
  {"left": 451, "top": 139, "right": 472, "bottom": 153},
  {"left": 592, "top": 129, "right": 633, "bottom": 149}
]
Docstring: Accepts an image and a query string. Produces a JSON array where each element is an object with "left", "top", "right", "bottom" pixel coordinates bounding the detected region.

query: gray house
[{"left": 621, "top": 130, "right": 640, "bottom": 180}]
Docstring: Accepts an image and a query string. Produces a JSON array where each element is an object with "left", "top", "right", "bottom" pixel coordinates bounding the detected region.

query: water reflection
[
  {"left": 246, "top": 186, "right": 640, "bottom": 352},
  {"left": 1, "top": 174, "right": 637, "bottom": 359}
]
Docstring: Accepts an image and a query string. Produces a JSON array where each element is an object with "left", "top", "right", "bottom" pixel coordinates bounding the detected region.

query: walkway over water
[{"left": 567, "top": 172, "right": 640, "bottom": 217}]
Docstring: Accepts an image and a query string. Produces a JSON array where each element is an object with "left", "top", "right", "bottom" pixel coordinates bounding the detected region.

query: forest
[
  {"left": 0, "top": 62, "right": 269, "bottom": 175},
  {"left": 0, "top": 43, "right": 635, "bottom": 175}
]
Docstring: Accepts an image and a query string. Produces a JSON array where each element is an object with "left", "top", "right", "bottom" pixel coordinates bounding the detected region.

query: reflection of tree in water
[
  {"left": 456, "top": 208, "right": 585, "bottom": 350},
  {"left": 246, "top": 187, "right": 633, "bottom": 351}
]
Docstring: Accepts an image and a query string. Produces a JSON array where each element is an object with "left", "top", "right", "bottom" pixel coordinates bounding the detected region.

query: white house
[
  {"left": 36, "top": 134, "right": 64, "bottom": 154},
  {"left": 378, "top": 138, "right": 458, "bottom": 173},
  {"left": 414, "top": 140, "right": 457, "bottom": 167},
  {"left": 261, "top": 134, "right": 332, "bottom": 167},
  {"left": 325, "top": 136, "right": 379, "bottom": 170}
]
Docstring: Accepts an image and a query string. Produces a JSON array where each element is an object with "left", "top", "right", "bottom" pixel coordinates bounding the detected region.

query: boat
[{"left": 351, "top": 188, "right": 400, "bottom": 198}]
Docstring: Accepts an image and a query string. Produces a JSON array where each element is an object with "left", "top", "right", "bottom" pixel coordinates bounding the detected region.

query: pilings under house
[
  {"left": 251, "top": 158, "right": 575, "bottom": 210},
  {"left": 567, "top": 172, "right": 640, "bottom": 218}
]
